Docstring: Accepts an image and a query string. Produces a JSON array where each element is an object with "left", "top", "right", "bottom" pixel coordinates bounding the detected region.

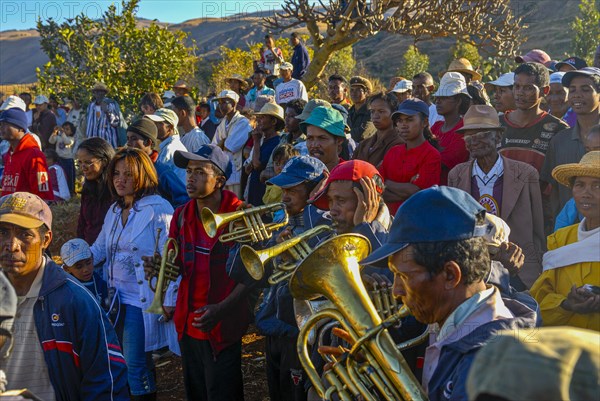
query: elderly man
[
  {"left": 448, "top": 105, "right": 545, "bottom": 289},
  {"left": 85, "top": 82, "right": 123, "bottom": 147},
  {"left": 1, "top": 192, "right": 128, "bottom": 399},
  {"left": 360, "top": 186, "right": 537, "bottom": 401},
  {"left": 211, "top": 90, "right": 253, "bottom": 197}
]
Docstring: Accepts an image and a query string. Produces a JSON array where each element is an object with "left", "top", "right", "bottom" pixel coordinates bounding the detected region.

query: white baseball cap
[
  {"left": 549, "top": 72, "right": 567, "bottom": 85},
  {"left": 0, "top": 95, "right": 26, "bottom": 112},
  {"left": 391, "top": 79, "right": 413, "bottom": 93},
  {"left": 215, "top": 89, "right": 240, "bottom": 104},
  {"left": 60, "top": 238, "right": 92, "bottom": 267},
  {"left": 434, "top": 72, "right": 471, "bottom": 98},
  {"left": 485, "top": 72, "right": 515, "bottom": 90},
  {"left": 33, "top": 95, "right": 49, "bottom": 105}
]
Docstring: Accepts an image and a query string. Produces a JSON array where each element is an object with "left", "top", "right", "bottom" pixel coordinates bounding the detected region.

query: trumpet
[
  {"left": 145, "top": 229, "right": 180, "bottom": 315},
  {"left": 201, "top": 203, "right": 288, "bottom": 243},
  {"left": 289, "top": 234, "right": 428, "bottom": 401},
  {"left": 240, "top": 225, "right": 332, "bottom": 284}
]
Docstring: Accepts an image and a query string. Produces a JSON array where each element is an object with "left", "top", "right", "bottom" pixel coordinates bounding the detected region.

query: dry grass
[{"left": 48, "top": 196, "right": 82, "bottom": 262}]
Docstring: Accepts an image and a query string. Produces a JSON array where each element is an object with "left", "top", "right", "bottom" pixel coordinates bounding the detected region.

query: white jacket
[{"left": 91, "top": 194, "right": 179, "bottom": 353}]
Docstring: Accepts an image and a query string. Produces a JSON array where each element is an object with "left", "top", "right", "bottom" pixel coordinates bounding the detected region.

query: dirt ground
[{"left": 156, "top": 326, "right": 269, "bottom": 401}]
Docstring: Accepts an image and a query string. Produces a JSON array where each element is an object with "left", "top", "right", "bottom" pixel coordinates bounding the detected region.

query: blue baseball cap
[
  {"left": 360, "top": 186, "right": 488, "bottom": 267},
  {"left": 391, "top": 98, "right": 430, "bottom": 119},
  {"left": 174, "top": 144, "right": 232, "bottom": 180},
  {"left": 267, "top": 156, "right": 327, "bottom": 188},
  {"left": 562, "top": 67, "right": 600, "bottom": 87},
  {"left": 300, "top": 106, "right": 346, "bottom": 137},
  {"left": 0, "top": 108, "right": 28, "bottom": 131}
]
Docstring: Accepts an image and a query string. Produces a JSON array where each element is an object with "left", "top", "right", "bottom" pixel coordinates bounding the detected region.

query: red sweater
[
  {"left": 170, "top": 190, "right": 251, "bottom": 355},
  {"left": 2, "top": 134, "right": 54, "bottom": 200}
]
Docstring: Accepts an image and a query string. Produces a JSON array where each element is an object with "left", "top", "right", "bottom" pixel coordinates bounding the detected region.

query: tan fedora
[
  {"left": 457, "top": 105, "right": 505, "bottom": 132},
  {"left": 173, "top": 80, "right": 189, "bottom": 90},
  {"left": 552, "top": 151, "right": 600, "bottom": 188},
  {"left": 255, "top": 102, "right": 285, "bottom": 130},
  {"left": 92, "top": 82, "right": 109, "bottom": 93},
  {"left": 225, "top": 74, "right": 249, "bottom": 90},
  {"left": 441, "top": 58, "right": 482, "bottom": 81}
]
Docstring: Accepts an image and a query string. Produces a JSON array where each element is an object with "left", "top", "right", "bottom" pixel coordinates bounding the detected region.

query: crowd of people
[{"left": 0, "top": 35, "right": 599, "bottom": 401}]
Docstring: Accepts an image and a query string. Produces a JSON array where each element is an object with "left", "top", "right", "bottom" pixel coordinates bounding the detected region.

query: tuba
[
  {"left": 240, "top": 225, "right": 332, "bottom": 284},
  {"left": 289, "top": 234, "right": 428, "bottom": 401},
  {"left": 201, "top": 203, "right": 288, "bottom": 243},
  {"left": 145, "top": 229, "right": 180, "bottom": 315}
]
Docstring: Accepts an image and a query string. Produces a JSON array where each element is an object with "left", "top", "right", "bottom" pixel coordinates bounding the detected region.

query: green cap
[{"left": 300, "top": 106, "right": 345, "bottom": 138}]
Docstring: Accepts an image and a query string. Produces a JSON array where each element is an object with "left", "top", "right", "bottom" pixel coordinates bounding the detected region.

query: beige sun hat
[
  {"left": 225, "top": 74, "right": 249, "bottom": 90},
  {"left": 457, "top": 105, "right": 505, "bottom": 132},
  {"left": 552, "top": 151, "right": 600, "bottom": 188},
  {"left": 92, "top": 82, "right": 109, "bottom": 93},
  {"left": 254, "top": 102, "right": 285, "bottom": 125},
  {"left": 442, "top": 58, "right": 482, "bottom": 81}
]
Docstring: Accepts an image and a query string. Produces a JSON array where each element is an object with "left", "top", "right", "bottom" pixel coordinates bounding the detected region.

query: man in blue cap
[
  {"left": 247, "top": 155, "right": 330, "bottom": 401},
  {"left": 360, "top": 186, "right": 537, "bottom": 401},
  {"left": 144, "top": 144, "right": 251, "bottom": 401}
]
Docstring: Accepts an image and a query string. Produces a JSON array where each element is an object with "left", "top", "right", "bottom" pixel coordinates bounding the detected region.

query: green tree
[
  {"left": 264, "top": 0, "right": 524, "bottom": 89},
  {"left": 449, "top": 41, "right": 482, "bottom": 69},
  {"left": 570, "top": 0, "right": 600, "bottom": 65},
  {"left": 36, "top": 0, "right": 197, "bottom": 118},
  {"left": 396, "top": 46, "right": 430, "bottom": 79}
]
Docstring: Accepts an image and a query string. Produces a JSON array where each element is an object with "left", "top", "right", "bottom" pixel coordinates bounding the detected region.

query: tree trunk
[{"left": 302, "top": 46, "right": 335, "bottom": 90}]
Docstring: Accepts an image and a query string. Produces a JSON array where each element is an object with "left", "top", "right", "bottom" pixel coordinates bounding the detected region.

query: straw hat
[
  {"left": 92, "top": 82, "right": 109, "bottom": 93},
  {"left": 173, "top": 80, "right": 189, "bottom": 90},
  {"left": 552, "top": 151, "right": 600, "bottom": 187},
  {"left": 225, "top": 74, "right": 249, "bottom": 90},
  {"left": 255, "top": 102, "right": 285, "bottom": 129},
  {"left": 442, "top": 58, "right": 482, "bottom": 81}
]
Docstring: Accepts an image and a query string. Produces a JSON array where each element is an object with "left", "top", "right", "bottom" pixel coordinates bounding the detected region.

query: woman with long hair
[
  {"left": 352, "top": 91, "right": 403, "bottom": 168},
  {"left": 76, "top": 137, "right": 115, "bottom": 244},
  {"left": 90, "top": 148, "right": 175, "bottom": 400}
]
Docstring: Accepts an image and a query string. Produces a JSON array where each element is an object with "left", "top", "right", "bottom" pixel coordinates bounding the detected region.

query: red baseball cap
[{"left": 310, "top": 160, "right": 384, "bottom": 210}]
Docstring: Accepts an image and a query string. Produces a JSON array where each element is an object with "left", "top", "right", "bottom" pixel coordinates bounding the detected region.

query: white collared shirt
[{"left": 472, "top": 156, "right": 504, "bottom": 215}]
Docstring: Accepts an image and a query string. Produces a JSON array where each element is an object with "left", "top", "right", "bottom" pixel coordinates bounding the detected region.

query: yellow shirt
[{"left": 530, "top": 224, "right": 600, "bottom": 331}]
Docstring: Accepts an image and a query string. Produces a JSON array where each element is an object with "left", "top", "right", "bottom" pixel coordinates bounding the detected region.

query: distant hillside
[{"left": 0, "top": 1, "right": 583, "bottom": 86}]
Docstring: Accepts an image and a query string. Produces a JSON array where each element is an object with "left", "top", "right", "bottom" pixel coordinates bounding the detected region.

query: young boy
[
  {"left": 44, "top": 148, "right": 71, "bottom": 202},
  {"left": 262, "top": 144, "right": 300, "bottom": 205},
  {"left": 60, "top": 238, "right": 109, "bottom": 311}
]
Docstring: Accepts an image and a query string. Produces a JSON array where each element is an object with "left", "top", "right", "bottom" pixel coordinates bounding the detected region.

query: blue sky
[{"left": 0, "top": 0, "right": 284, "bottom": 31}]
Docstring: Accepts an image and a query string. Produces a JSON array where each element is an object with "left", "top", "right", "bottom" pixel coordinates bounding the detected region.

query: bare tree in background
[{"left": 264, "top": 0, "right": 525, "bottom": 89}]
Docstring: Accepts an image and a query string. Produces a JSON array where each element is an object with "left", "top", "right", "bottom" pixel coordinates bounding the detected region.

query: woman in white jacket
[{"left": 91, "top": 147, "right": 177, "bottom": 400}]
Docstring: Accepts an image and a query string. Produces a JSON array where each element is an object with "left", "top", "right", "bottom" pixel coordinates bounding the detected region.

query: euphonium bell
[
  {"left": 289, "top": 234, "right": 428, "bottom": 401},
  {"left": 201, "top": 203, "right": 288, "bottom": 243},
  {"left": 240, "top": 225, "right": 332, "bottom": 284}
]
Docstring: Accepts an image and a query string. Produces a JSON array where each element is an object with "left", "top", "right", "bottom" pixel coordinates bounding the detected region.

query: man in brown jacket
[{"left": 448, "top": 105, "right": 545, "bottom": 288}]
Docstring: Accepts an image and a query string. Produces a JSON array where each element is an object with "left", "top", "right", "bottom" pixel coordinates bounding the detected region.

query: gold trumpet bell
[{"left": 239, "top": 245, "right": 268, "bottom": 280}]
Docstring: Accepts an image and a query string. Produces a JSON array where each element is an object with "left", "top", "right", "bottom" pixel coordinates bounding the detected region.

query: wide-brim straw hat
[
  {"left": 441, "top": 58, "right": 482, "bottom": 81},
  {"left": 225, "top": 74, "right": 249, "bottom": 90},
  {"left": 92, "top": 82, "right": 109, "bottom": 93},
  {"left": 552, "top": 151, "right": 600, "bottom": 187}
]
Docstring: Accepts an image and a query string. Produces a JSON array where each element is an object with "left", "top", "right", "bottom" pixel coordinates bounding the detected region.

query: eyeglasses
[{"left": 77, "top": 159, "right": 99, "bottom": 168}]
